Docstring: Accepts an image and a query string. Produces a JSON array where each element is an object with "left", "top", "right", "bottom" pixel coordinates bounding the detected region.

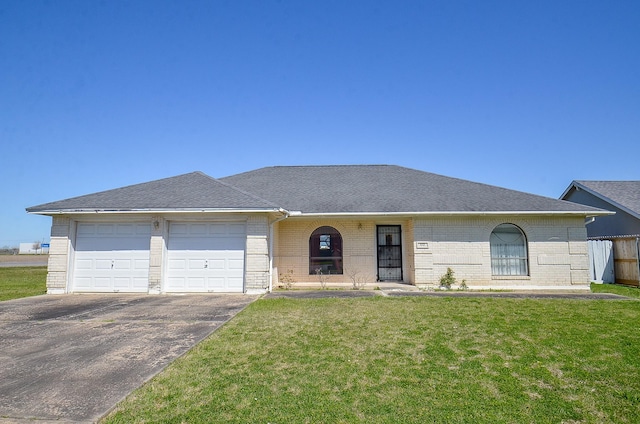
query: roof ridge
[
  {"left": 199, "top": 172, "right": 282, "bottom": 209},
  {"left": 576, "top": 180, "right": 640, "bottom": 183}
]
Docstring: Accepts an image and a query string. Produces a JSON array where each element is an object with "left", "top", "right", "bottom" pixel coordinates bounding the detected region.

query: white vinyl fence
[{"left": 587, "top": 239, "right": 615, "bottom": 283}]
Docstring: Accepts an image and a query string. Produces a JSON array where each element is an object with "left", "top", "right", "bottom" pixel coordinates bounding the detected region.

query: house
[
  {"left": 560, "top": 181, "right": 640, "bottom": 238},
  {"left": 27, "top": 165, "right": 608, "bottom": 294},
  {"left": 561, "top": 180, "right": 640, "bottom": 286}
]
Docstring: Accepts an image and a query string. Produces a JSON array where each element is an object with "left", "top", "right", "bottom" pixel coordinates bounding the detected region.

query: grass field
[
  {"left": 103, "top": 296, "right": 640, "bottom": 424},
  {"left": 0, "top": 266, "right": 47, "bottom": 301},
  {"left": 591, "top": 282, "right": 640, "bottom": 299}
]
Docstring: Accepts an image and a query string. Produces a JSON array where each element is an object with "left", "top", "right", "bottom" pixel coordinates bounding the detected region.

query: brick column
[
  {"left": 46, "top": 216, "right": 72, "bottom": 294},
  {"left": 148, "top": 216, "right": 165, "bottom": 294}
]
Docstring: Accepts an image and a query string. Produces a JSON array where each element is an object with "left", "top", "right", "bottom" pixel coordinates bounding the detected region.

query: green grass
[
  {"left": 104, "top": 296, "right": 640, "bottom": 423},
  {"left": 0, "top": 266, "right": 47, "bottom": 301},
  {"left": 591, "top": 282, "right": 640, "bottom": 299}
]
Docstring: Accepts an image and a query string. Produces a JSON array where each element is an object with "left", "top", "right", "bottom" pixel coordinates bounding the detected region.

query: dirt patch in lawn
[{"left": 0, "top": 254, "right": 48, "bottom": 267}]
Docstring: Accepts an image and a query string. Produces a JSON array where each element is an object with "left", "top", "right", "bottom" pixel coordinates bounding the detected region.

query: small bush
[
  {"left": 315, "top": 268, "right": 328, "bottom": 289},
  {"left": 345, "top": 268, "right": 372, "bottom": 290},
  {"left": 439, "top": 267, "right": 456, "bottom": 290},
  {"left": 278, "top": 269, "right": 295, "bottom": 290}
]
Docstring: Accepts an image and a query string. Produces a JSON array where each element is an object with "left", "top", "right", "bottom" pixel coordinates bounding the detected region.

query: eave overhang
[
  {"left": 278, "top": 210, "right": 614, "bottom": 218},
  {"left": 27, "top": 208, "right": 285, "bottom": 216}
]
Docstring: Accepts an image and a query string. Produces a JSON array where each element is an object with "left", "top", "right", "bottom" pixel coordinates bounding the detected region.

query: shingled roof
[
  {"left": 562, "top": 180, "right": 640, "bottom": 219},
  {"left": 28, "top": 165, "right": 606, "bottom": 215},
  {"left": 221, "top": 165, "right": 603, "bottom": 214},
  {"left": 27, "top": 171, "right": 278, "bottom": 213}
]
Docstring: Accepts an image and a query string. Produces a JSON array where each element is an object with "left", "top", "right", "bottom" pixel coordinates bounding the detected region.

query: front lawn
[
  {"left": 104, "top": 296, "right": 640, "bottom": 423},
  {"left": 591, "top": 282, "right": 640, "bottom": 299},
  {"left": 0, "top": 266, "right": 47, "bottom": 301}
]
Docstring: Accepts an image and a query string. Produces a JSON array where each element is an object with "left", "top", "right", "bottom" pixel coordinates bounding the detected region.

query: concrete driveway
[{"left": 0, "top": 294, "right": 258, "bottom": 423}]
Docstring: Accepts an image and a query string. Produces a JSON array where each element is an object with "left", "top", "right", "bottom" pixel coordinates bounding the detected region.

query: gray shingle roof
[
  {"left": 28, "top": 165, "right": 605, "bottom": 215},
  {"left": 220, "top": 165, "right": 604, "bottom": 214},
  {"left": 27, "top": 172, "right": 278, "bottom": 213},
  {"left": 571, "top": 181, "right": 640, "bottom": 217}
]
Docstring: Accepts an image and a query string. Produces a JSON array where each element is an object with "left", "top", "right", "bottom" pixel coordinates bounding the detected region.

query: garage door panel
[
  {"left": 132, "top": 278, "right": 149, "bottom": 289},
  {"left": 134, "top": 259, "right": 149, "bottom": 270},
  {"left": 168, "top": 259, "right": 186, "bottom": 270},
  {"left": 228, "top": 223, "right": 246, "bottom": 235},
  {"left": 228, "top": 277, "right": 243, "bottom": 287},
  {"left": 75, "top": 259, "right": 93, "bottom": 270},
  {"left": 207, "top": 279, "right": 225, "bottom": 290},
  {"left": 114, "top": 278, "right": 131, "bottom": 289},
  {"left": 170, "top": 223, "right": 188, "bottom": 235},
  {"left": 74, "top": 277, "right": 91, "bottom": 290},
  {"left": 166, "top": 222, "right": 246, "bottom": 293},
  {"left": 190, "top": 224, "right": 208, "bottom": 235},
  {"left": 185, "top": 277, "right": 205, "bottom": 290},
  {"left": 95, "top": 260, "right": 112, "bottom": 270},
  {"left": 72, "top": 222, "right": 150, "bottom": 293},
  {"left": 208, "top": 259, "right": 225, "bottom": 270},
  {"left": 94, "top": 277, "right": 111, "bottom": 289},
  {"left": 210, "top": 224, "right": 227, "bottom": 235},
  {"left": 167, "top": 277, "right": 185, "bottom": 289},
  {"left": 113, "top": 259, "right": 132, "bottom": 270},
  {"left": 189, "top": 259, "right": 206, "bottom": 269},
  {"left": 228, "top": 259, "right": 244, "bottom": 269}
]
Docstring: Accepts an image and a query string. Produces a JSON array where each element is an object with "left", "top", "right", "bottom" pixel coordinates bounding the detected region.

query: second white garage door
[{"left": 166, "top": 222, "right": 246, "bottom": 293}]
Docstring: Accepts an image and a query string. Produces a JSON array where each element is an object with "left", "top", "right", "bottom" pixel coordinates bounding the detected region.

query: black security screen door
[{"left": 377, "top": 225, "right": 402, "bottom": 281}]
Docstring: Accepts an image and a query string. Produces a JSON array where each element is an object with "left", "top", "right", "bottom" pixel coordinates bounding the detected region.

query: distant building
[{"left": 19, "top": 242, "right": 49, "bottom": 254}]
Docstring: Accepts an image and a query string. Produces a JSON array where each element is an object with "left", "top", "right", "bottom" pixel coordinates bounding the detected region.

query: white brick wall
[
  {"left": 412, "top": 216, "right": 589, "bottom": 290},
  {"left": 274, "top": 218, "right": 410, "bottom": 285},
  {"left": 45, "top": 216, "right": 71, "bottom": 294},
  {"left": 244, "top": 214, "right": 270, "bottom": 291},
  {"left": 41, "top": 212, "right": 590, "bottom": 294},
  {"left": 148, "top": 216, "right": 165, "bottom": 294},
  {"left": 43, "top": 213, "right": 274, "bottom": 294},
  {"left": 273, "top": 215, "right": 590, "bottom": 290}
]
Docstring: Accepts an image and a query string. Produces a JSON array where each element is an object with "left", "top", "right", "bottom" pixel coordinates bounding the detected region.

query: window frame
[
  {"left": 490, "top": 223, "right": 529, "bottom": 276},
  {"left": 309, "top": 226, "right": 343, "bottom": 275}
]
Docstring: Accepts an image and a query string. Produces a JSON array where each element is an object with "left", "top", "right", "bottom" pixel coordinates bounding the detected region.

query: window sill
[{"left": 491, "top": 275, "right": 531, "bottom": 280}]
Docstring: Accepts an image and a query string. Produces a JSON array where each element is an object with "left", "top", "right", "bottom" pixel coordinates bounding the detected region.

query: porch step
[{"left": 284, "top": 282, "right": 421, "bottom": 292}]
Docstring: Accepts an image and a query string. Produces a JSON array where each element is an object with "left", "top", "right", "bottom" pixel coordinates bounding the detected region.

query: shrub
[{"left": 439, "top": 267, "right": 456, "bottom": 290}]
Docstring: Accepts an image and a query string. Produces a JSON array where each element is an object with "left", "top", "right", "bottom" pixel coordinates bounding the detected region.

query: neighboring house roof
[
  {"left": 26, "top": 171, "right": 279, "bottom": 213},
  {"left": 561, "top": 180, "right": 640, "bottom": 220},
  {"left": 28, "top": 165, "right": 606, "bottom": 216}
]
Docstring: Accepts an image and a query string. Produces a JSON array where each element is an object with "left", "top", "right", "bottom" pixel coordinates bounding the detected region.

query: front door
[{"left": 377, "top": 225, "right": 402, "bottom": 281}]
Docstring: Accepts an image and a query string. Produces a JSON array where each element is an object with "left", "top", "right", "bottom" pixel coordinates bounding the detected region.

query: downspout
[
  {"left": 268, "top": 208, "right": 290, "bottom": 292},
  {"left": 636, "top": 237, "right": 640, "bottom": 288}
]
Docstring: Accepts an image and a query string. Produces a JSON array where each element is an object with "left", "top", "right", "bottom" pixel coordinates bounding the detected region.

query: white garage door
[
  {"left": 73, "top": 223, "right": 151, "bottom": 293},
  {"left": 166, "top": 222, "right": 246, "bottom": 293}
]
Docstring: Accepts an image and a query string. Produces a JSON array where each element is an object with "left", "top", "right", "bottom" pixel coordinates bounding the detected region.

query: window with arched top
[
  {"left": 309, "top": 226, "right": 343, "bottom": 275},
  {"left": 490, "top": 224, "right": 529, "bottom": 276}
]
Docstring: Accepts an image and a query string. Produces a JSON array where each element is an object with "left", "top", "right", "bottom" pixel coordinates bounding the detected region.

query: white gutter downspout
[{"left": 268, "top": 208, "right": 290, "bottom": 293}]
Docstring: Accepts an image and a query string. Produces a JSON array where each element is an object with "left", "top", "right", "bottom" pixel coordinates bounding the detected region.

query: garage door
[
  {"left": 166, "top": 222, "right": 246, "bottom": 293},
  {"left": 73, "top": 223, "right": 151, "bottom": 292}
]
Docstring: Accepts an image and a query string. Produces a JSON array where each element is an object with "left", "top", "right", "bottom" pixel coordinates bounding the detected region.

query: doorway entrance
[{"left": 377, "top": 225, "right": 402, "bottom": 281}]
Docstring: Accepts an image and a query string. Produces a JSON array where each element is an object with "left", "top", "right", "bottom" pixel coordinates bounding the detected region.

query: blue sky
[{"left": 1, "top": 0, "right": 638, "bottom": 247}]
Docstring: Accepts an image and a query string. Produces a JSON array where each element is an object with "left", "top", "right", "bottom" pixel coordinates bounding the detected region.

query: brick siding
[
  {"left": 42, "top": 213, "right": 590, "bottom": 294},
  {"left": 274, "top": 215, "right": 590, "bottom": 290}
]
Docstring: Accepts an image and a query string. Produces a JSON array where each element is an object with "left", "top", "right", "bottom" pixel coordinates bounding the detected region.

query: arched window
[
  {"left": 490, "top": 224, "right": 529, "bottom": 276},
  {"left": 309, "top": 226, "right": 343, "bottom": 275}
]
